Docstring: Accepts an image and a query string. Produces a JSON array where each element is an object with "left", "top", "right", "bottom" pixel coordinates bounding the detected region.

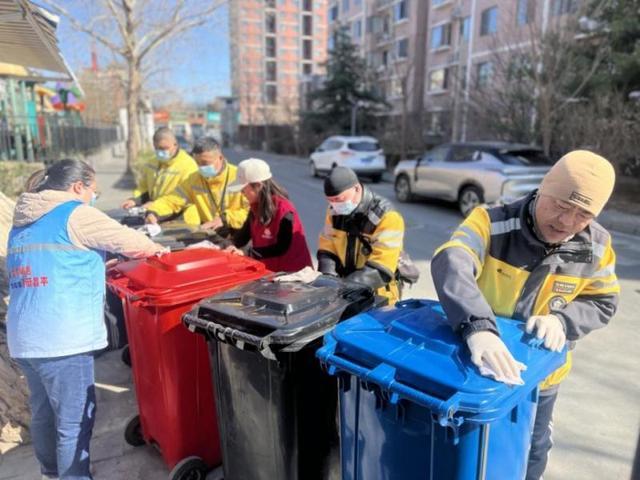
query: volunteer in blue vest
[
  {"left": 224, "top": 158, "right": 313, "bottom": 272},
  {"left": 6, "top": 159, "right": 165, "bottom": 480}
]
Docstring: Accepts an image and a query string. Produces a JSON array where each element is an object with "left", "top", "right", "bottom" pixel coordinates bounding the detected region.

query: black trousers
[{"left": 526, "top": 386, "right": 560, "bottom": 480}]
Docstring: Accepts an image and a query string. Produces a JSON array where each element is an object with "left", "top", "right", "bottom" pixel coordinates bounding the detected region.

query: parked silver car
[{"left": 393, "top": 142, "right": 553, "bottom": 216}]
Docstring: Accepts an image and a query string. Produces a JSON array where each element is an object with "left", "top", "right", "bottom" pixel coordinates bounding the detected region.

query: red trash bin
[{"left": 107, "top": 248, "right": 269, "bottom": 480}]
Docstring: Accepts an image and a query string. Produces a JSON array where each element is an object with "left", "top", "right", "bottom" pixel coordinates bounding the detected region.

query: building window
[
  {"left": 460, "top": 16, "right": 470, "bottom": 42},
  {"left": 266, "top": 84, "right": 277, "bottom": 105},
  {"left": 431, "top": 23, "right": 452, "bottom": 49},
  {"left": 303, "top": 15, "right": 313, "bottom": 36},
  {"left": 517, "top": 0, "right": 535, "bottom": 25},
  {"left": 354, "top": 0, "right": 362, "bottom": 7},
  {"left": 303, "top": 0, "right": 313, "bottom": 11},
  {"left": 352, "top": 19, "right": 362, "bottom": 39},
  {"left": 432, "top": 0, "right": 446, "bottom": 6},
  {"left": 428, "top": 68, "right": 450, "bottom": 91},
  {"left": 480, "top": 7, "right": 498, "bottom": 36},
  {"left": 330, "top": 5, "right": 339, "bottom": 21},
  {"left": 551, "top": 0, "right": 578, "bottom": 16},
  {"left": 303, "top": 39, "right": 313, "bottom": 60},
  {"left": 266, "top": 12, "right": 277, "bottom": 34},
  {"left": 265, "top": 0, "right": 275, "bottom": 8},
  {"left": 342, "top": 0, "right": 350, "bottom": 14},
  {"left": 303, "top": 63, "right": 313, "bottom": 75},
  {"left": 476, "top": 62, "right": 493, "bottom": 88},
  {"left": 266, "top": 37, "right": 277, "bottom": 58},
  {"left": 382, "top": 49, "right": 389, "bottom": 67},
  {"left": 396, "top": 38, "right": 409, "bottom": 58},
  {"left": 394, "top": 0, "right": 408, "bottom": 22},
  {"left": 266, "top": 61, "right": 277, "bottom": 82}
]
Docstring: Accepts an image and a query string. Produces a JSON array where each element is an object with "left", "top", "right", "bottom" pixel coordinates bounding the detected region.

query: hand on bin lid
[
  {"left": 273, "top": 267, "right": 322, "bottom": 284},
  {"left": 466, "top": 331, "right": 527, "bottom": 386}
]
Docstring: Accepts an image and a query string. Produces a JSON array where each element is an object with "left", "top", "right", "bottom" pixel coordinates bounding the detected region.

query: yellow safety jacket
[
  {"left": 318, "top": 188, "right": 405, "bottom": 305},
  {"left": 147, "top": 162, "right": 249, "bottom": 228},
  {"left": 133, "top": 149, "right": 198, "bottom": 203},
  {"left": 432, "top": 191, "right": 619, "bottom": 389}
]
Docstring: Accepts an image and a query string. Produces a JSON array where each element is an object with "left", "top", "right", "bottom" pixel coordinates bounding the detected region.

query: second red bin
[{"left": 107, "top": 248, "right": 269, "bottom": 480}]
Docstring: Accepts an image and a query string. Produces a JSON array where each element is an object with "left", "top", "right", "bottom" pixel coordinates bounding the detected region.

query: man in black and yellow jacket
[
  {"left": 431, "top": 150, "right": 619, "bottom": 480},
  {"left": 318, "top": 167, "right": 404, "bottom": 305}
]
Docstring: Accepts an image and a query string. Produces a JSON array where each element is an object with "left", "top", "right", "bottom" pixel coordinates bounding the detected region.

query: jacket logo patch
[
  {"left": 548, "top": 295, "right": 567, "bottom": 310},
  {"left": 552, "top": 281, "right": 577, "bottom": 294},
  {"left": 569, "top": 191, "right": 593, "bottom": 206},
  {"left": 262, "top": 228, "right": 273, "bottom": 240}
]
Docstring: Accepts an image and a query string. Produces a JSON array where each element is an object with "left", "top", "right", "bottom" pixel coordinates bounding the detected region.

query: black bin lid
[{"left": 184, "top": 275, "right": 374, "bottom": 353}]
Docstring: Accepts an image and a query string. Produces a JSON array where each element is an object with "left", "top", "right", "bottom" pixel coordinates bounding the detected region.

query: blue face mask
[
  {"left": 330, "top": 200, "right": 358, "bottom": 216},
  {"left": 156, "top": 149, "right": 172, "bottom": 162},
  {"left": 89, "top": 191, "right": 98, "bottom": 207},
  {"left": 199, "top": 164, "right": 219, "bottom": 178}
]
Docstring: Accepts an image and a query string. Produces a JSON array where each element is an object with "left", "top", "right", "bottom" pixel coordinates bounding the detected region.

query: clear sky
[{"left": 52, "top": 1, "right": 231, "bottom": 105}]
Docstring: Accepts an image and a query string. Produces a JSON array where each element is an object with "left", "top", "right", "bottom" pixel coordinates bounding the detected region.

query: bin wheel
[
  {"left": 168, "top": 456, "right": 209, "bottom": 480},
  {"left": 124, "top": 415, "right": 145, "bottom": 447},
  {"left": 121, "top": 345, "right": 131, "bottom": 367}
]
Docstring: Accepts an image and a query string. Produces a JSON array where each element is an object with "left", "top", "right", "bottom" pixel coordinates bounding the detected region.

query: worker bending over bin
[
  {"left": 317, "top": 166, "right": 405, "bottom": 305},
  {"left": 224, "top": 158, "right": 313, "bottom": 273},
  {"left": 145, "top": 137, "right": 249, "bottom": 234},
  {"left": 431, "top": 150, "right": 619, "bottom": 480},
  {"left": 121, "top": 127, "right": 197, "bottom": 209}
]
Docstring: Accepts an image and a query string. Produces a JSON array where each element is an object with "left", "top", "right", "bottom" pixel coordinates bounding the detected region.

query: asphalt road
[{"left": 226, "top": 148, "right": 640, "bottom": 480}]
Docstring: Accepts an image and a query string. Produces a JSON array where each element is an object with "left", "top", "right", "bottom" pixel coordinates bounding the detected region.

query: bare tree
[
  {"left": 43, "top": 0, "right": 226, "bottom": 171},
  {"left": 466, "top": 1, "right": 608, "bottom": 155}
]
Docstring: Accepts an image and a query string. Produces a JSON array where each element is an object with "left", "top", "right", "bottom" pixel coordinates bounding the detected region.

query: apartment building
[
  {"left": 327, "top": 0, "right": 429, "bottom": 118},
  {"left": 327, "top": 0, "right": 581, "bottom": 143},
  {"left": 229, "top": 0, "right": 329, "bottom": 136}
]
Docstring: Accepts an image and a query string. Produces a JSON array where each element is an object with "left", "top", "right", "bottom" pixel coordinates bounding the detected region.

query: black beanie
[{"left": 324, "top": 166, "right": 359, "bottom": 196}]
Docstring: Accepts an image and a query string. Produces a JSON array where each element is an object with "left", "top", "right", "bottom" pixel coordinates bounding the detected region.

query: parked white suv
[
  {"left": 393, "top": 142, "right": 554, "bottom": 216},
  {"left": 309, "top": 135, "right": 386, "bottom": 182}
]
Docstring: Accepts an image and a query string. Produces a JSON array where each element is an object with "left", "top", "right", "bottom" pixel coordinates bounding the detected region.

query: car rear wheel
[
  {"left": 395, "top": 175, "right": 414, "bottom": 203},
  {"left": 458, "top": 185, "right": 484, "bottom": 217}
]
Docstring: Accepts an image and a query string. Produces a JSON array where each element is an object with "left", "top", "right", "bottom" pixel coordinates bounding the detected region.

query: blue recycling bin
[{"left": 316, "top": 299, "right": 566, "bottom": 480}]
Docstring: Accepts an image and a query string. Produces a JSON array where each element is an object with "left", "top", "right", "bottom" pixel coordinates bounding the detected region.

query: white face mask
[{"left": 330, "top": 200, "right": 358, "bottom": 216}]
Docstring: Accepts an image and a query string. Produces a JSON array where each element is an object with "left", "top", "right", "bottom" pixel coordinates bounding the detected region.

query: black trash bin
[{"left": 183, "top": 275, "right": 376, "bottom": 480}]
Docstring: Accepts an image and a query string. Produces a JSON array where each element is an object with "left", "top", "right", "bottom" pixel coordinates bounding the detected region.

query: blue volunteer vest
[{"left": 7, "top": 201, "right": 107, "bottom": 358}]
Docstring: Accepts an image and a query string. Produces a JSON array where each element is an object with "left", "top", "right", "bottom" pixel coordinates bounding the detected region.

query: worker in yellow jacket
[
  {"left": 121, "top": 127, "right": 197, "bottom": 209},
  {"left": 431, "top": 151, "right": 619, "bottom": 480},
  {"left": 145, "top": 137, "right": 249, "bottom": 232},
  {"left": 317, "top": 167, "right": 405, "bottom": 305}
]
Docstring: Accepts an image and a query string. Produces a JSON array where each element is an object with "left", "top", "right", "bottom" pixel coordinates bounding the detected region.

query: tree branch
[{"left": 41, "top": 1, "right": 126, "bottom": 56}]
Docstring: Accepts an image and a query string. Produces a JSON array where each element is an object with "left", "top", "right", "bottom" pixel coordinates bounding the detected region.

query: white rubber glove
[
  {"left": 274, "top": 266, "right": 322, "bottom": 283},
  {"left": 185, "top": 240, "right": 220, "bottom": 250},
  {"left": 466, "top": 331, "right": 526, "bottom": 385},
  {"left": 526, "top": 314, "right": 566, "bottom": 352}
]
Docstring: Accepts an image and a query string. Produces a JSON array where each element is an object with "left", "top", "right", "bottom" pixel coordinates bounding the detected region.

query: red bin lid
[{"left": 112, "top": 249, "right": 268, "bottom": 303}]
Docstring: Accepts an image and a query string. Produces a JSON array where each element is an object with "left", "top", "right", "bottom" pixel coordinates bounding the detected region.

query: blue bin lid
[{"left": 317, "top": 299, "right": 566, "bottom": 424}]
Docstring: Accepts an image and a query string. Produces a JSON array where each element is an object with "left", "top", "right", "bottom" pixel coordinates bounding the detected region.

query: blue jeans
[
  {"left": 16, "top": 354, "right": 96, "bottom": 480},
  {"left": 526, "top": 386, "right": 560, "bottom": 480}
]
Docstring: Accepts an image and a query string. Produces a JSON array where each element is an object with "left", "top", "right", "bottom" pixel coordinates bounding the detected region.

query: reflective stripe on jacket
[
  {"left": 431, "top": 191, "right": 619, "bottom": 389},
  {"left": 147, "top": 162, "right": 249, "bottom": 227},
  {"left": 318, "top": 188, "right": 404, "bottom": 304},
  {"left": 133, "top": 149, "right": 198, "bottom": 201},
  {"left": 7, "top": 201, "right": 107, "bottom": 358}
]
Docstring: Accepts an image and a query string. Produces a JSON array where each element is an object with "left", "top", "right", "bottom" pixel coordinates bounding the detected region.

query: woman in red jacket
[{"left": 225, "top": 158, "right": 313, "bottom": 273}]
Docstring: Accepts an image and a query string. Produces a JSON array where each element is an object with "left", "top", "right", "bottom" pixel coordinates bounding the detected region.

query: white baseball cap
[{"left": 227, "top": 158, "right": 273, "bottom": 192}]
